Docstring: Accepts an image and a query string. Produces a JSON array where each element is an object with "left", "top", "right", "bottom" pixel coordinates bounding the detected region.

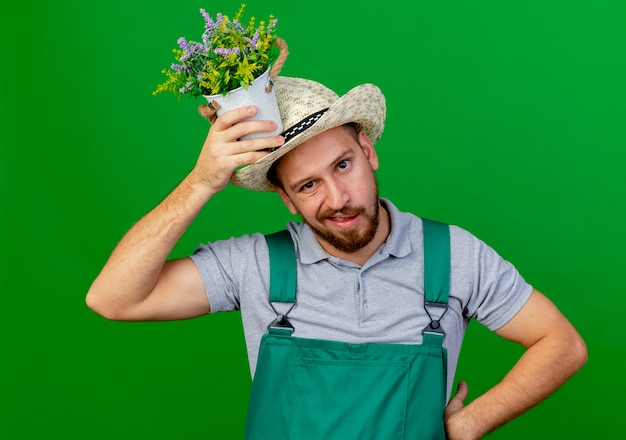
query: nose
[{"left": 324, "top": 178, "right": 349, "bottom": 211}]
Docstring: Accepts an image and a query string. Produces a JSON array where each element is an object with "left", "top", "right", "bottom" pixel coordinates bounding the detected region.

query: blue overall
[{"left": 245, "top": 219, "right": 451, "bottom": 439}]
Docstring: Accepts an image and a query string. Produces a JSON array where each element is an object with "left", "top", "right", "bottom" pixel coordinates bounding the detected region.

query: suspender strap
[
  {"left": 421, "top": 218, "right": 451, "bottom": 344},
  {"left": 265, "top": 230, "right": 297, "bottom": 303},
  {"left": 422, "top": 219, "right": 450, "bottom": 305},
  {"left": 265, "top": 230, "right": 297, "bottom": 334}
]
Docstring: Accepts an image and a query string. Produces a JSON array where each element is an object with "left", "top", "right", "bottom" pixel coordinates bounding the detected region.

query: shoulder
[
  {"left": 390, "top": 205, "right": 480, "bottom": 255},
  {"left": 190, "top": 232, "right": 271, "bottom": 268}
]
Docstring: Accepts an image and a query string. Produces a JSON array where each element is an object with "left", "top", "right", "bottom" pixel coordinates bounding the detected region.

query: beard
[
  {"left": 306, "top": 203, "right": 380, "bottom": 254},
  {"left": 302, "top": 178, "right": 381, "bottom": 254}
]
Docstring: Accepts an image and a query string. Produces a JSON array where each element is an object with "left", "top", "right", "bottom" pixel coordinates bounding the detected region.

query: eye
[
  {"left": 337, "top": 160, "right": 349, "bottom": 170},
  {"left": 300, "top": 181, "right": 315, "bottom": 192}
]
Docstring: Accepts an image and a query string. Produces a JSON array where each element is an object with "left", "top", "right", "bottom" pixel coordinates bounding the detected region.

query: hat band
[{"left": 281, "top": 108, "right": 329, "bottom": 143}]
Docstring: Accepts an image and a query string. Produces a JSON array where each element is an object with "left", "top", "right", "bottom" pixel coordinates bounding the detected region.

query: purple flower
[
  {"left": 200, "top": 8, "right": 218, "bottom": 40},
  {"left": 171, "top": 63, "right": 188, "bottom": 72},
  {"left": 179, "top": 81, "right": 192, "bottom": 94},
  {"left": 214, "top": 47, "right": 240, "bottom": 57},
  {"left": 200, "top": 8, "right": 213, "bottom": 28},
  {"left": 245, "top": 29, "right": 259, "bottom": 50},
  {"left": 267, "top": 18, "right": 278, "bottom": 34},
  {"left": 177, "top": 37, "right": 191, "bottom": 61},
  {"left": 189, "top": 41, "right": 204, "bottom": 55},
  {"left": 177, "top": 37, "right": 190, "bottom": 52},
  {"left": 233, "top": 19, "right": 246, "bottom": 34}
]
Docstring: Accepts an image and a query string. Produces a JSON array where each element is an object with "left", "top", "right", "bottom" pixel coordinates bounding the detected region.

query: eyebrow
[{"left": 288, "top": 147, "right": 353, "bottom": 192}]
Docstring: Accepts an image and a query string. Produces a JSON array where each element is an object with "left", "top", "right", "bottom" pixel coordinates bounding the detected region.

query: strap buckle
[
  {"left": 267, "top": 314, "right": 294, "bottom": 334},
  {"left": 267, "top": 302, "right": 296, "bottom": 334},
  {"left": 422, "top": 301, "right": 448, "bottom": 336}
]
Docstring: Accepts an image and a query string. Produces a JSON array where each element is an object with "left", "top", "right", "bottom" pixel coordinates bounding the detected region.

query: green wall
[{"left": 2, "top": 0, "right": 623, "bottom": 438}]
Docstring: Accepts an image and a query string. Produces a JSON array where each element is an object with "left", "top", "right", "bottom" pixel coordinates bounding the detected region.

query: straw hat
[{"left": 230, "top": 76, "right": 386, "bottom": 192}]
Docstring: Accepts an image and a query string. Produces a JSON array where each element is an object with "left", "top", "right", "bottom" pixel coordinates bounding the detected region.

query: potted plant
[{"left": 153, "top": 4, "right": 287, "bottom": 137}]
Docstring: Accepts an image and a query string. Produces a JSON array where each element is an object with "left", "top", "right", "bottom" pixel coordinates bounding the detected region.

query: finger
[
  {"left": 227, "top": 119, "right": 282, "bottom": 141},
  {"left": 230, "top": 134, "right": 285, "bottom": 156},
  {"left": 445, "top": 381, "right": 469, "bottom": 417},
  {"left": 231, "top": 149, "right": 274, "bottom": 169},
  {"left": 453, "top": 381, "right": 469, "bottom": 402},
  {"left": 211, "top": 105, "right": 259, "bottom": 130}
]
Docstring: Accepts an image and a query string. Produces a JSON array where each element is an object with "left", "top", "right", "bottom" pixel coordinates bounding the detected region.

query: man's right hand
[{"left": 191, "top": 105, "right": 285, "bottom": 195}]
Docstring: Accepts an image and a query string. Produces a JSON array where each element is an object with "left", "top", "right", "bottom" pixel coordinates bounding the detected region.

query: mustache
[{"left": 317, "top": 206, "right": 366, "bottom": 220}]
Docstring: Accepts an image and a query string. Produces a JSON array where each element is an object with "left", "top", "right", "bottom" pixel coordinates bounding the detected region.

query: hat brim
[{"left": 230, "top": 83, "right": 386, "bottom": 192}]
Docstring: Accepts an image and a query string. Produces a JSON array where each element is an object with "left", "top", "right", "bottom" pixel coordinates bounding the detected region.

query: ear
[
  {"left": 358, "top": 131, "right": 379, "bottom": 171},
  {"left": 275, "top": 186, "right": 298, "bottom": 215}
]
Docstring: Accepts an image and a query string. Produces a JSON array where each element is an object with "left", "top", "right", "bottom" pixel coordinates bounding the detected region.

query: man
[{"left": 86, "top": 76, "right": 587, "bottom": 439}]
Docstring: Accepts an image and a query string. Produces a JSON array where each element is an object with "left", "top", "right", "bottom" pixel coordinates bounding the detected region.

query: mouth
[{"left": 326, "top": 214, "right": 359, "bottom": 228}]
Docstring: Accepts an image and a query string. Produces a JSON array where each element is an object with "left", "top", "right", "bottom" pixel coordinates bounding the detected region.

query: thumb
[{"left": 445, "top": 381, "right": 469, "bottom": 416}]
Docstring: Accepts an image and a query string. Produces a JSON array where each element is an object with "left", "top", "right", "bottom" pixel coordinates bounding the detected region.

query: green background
[{"left": 1, "top": 0, "right": 624, "bottom": 438}]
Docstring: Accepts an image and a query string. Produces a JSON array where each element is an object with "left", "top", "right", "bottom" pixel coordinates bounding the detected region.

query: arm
[
  {"left": 86, "top": 106, "right": 284, "bottom": 321},
  {"left": 444, "top": 289, "right": 587, "bottom": 439}
]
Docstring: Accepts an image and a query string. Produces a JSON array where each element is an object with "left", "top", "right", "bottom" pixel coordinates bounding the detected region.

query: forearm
[
  {"left": 87, "top": 107, "right": 283, "bottom": 319},
  {"left": 86, "top": 173, "right": 215, "bottom": 318},
  {"left": 446, "top": 324, "right": 587, "bottom": 439}
]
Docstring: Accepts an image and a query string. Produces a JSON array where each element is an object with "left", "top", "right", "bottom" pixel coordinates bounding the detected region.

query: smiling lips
[
  {"left": 320, "top": 207, "right": 365, "bottom": 228},
  {"left": 328, "top": 214, "right": 358, "bottom": 227}
]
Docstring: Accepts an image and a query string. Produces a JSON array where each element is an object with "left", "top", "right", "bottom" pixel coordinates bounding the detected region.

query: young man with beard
[{"left": 86, "top": 77, "right": 587, "bottom": 439}]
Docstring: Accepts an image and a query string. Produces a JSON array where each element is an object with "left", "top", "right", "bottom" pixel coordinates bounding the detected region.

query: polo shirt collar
[{"left": 379, "top": 198, "right": 412, "bottom": 259}]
